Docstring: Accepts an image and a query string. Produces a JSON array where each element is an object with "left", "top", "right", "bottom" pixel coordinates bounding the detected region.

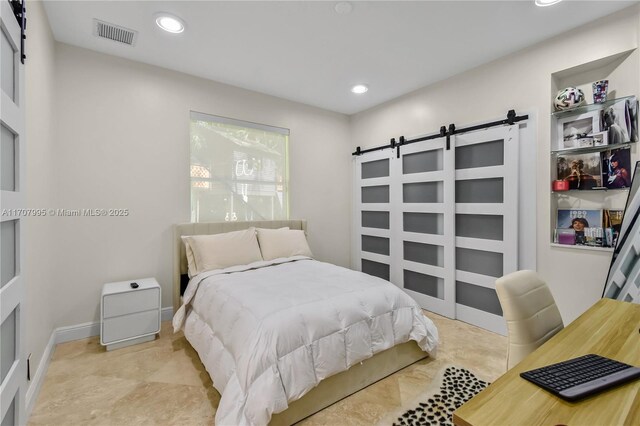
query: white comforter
[{"left": 173, "top": 256, "right": 439, "bottom": 425}]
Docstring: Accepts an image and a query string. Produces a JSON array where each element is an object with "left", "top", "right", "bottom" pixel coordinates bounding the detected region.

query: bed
[{"left": 172, "top": 220, "right": 439, "bottom": 425}]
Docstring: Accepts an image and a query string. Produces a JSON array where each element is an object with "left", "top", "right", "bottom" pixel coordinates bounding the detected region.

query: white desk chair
[{"left": 496, "top": 270, "right": 564, "bottom": 370}]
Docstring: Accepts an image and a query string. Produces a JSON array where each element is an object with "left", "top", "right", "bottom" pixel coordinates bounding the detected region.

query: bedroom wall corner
[
  {"left": 349, "top": 5, "right": 640, "bottom": 324},
  {"left": 24, "top": 0, "right": 58, "bottom": 415},
  {"left": 50, "top": 45, "right": 352, "bottom": 328}
]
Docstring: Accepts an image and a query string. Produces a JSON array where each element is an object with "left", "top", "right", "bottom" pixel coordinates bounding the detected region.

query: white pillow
[
  {"left": 182, "top": 238, "right": 198, "bottom": 278},
  {"left": 182, "top": 227, "right": 263, "bottom": 276},
  {"left": 257, "top": 228, "right": 313, "bottom": 260}
]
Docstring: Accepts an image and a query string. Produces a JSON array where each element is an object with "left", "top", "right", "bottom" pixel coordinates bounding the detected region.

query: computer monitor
[{"left": 603, "top": 161, "right": 640, "bottom": 303}]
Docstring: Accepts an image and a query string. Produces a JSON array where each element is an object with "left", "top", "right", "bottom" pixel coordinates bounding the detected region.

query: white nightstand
[{"left": 100, "top": 277, "right": 161, "bottom": 351}]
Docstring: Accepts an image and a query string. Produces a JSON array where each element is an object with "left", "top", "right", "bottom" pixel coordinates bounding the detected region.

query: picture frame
[
  {"left": 577, "top": 136, "right": 594, "bottom": 148},
  {"left": 557, "top": 209, "right": 603, "bottom": 245},
  {"left": 556, "top": 151, "right": 602, "bottom": 189},
  {"left": 600, "top": 98, "right": 634, "bottom": 144},
  {"left": 603, "top": 209, "right": 624, "bottom": 247},
  {"left": 556, "top": 111, "right": 600, "bottom": 151},
  {"left": 557, "top": 209, "right": 602, "bottom": 229},
  {"left": 629, "top": 97, "right": 639, "bottom": 142},
  {"left": 592, "top": 131, "right": 608, "bottom": 147},
  {"left": 601, "top": 147, "right": 632, "bottom": 189}
]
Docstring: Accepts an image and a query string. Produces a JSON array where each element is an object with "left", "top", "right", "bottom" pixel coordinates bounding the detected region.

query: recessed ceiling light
[
  {"left": 351, "top": 84, "right": 368, "bottom": 94},
  {"left": 155, "top": 13, "right": 185, "bottom": 34},
  {"left": 334, "top": 2, "right": 353, "bottom": 15},
  {"left": 535, "top": 0, "right": 563, "bottom": 7}
]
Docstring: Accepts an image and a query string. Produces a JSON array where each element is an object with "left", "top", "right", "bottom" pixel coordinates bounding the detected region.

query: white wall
[
  {"left": 27, "top": 2, "right": 640, "bottom": 354},
  {"left": 350, "top": 5, "right": 640, "bottom": 324},
  {"left": 50, "top": 44, "right": 351, "bottom": 326},
  {"left": 25, "top": 0, "right": 57, "bottom": 390}
]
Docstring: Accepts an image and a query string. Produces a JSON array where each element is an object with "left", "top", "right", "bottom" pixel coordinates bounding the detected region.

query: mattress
[{"left": 173, "top": 256, "right": 439, "bottom": 425}]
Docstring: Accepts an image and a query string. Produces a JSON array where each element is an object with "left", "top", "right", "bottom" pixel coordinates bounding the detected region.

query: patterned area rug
[{"left": 380, "top": 366, "right": 490, "bottom": 426}]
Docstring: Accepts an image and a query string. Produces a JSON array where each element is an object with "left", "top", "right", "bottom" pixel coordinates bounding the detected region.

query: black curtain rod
[{"left": 352, "top": 109, "right": 528, "bottom": 156}]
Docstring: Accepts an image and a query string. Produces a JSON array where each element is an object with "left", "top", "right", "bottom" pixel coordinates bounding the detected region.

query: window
[{"left": 190, "top": 112, "right": 289, "bottom": 222}]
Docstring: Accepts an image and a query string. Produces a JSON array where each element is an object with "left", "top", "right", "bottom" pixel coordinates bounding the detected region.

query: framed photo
[
  {"left": 556, "top": 152, "right": 602, "bottom": 189},
  {"left": 576, "top": 136, "right": 594, "bottom": 148},
  {"left": 603, "top": 209, "right": 624, "bottom": 247},
  {"left": 557, "top": 209, "right": 603, "bottom": 245},
  {"left": 592, "top": 131, "right": 608, "bottom": 147},
  {"left": 601, "top": 147, "right": 632, "bottom": 189},
  {"left": 557, "top": 111, "right": 600, "bottom": 151},
  {"left": 627, "top": 97, "right": 639, "bottom": 143},
  {"left": 600, "top": 98, "right": 632, "bottom": 144},
  {"left": 557, "top": 209, "right": 602, "bottom": 229}
]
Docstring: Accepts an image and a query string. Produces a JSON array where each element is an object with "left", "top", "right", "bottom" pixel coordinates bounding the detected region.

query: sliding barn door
[
  {"left": 453, "top": 125, "right": 519, "bottom": 334},
  {"left": 395, "top": 138, "right": 455, "bottom": 318},
  {"left": 354, "top": 124, "right": 520, "bottom": 335},
  {"left": 1, "top": 1, "right": 26, "bottom": 424},
  {"left": 354, "top": 149, "right": 394, "bottom": 282}
]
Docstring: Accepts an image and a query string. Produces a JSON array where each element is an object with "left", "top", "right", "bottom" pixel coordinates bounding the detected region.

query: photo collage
[
  {"left": 556, "top": 147, "right": 631, "bottom": 190},
  {"left": 557, "top": 96, "right": 639, "bottom": 151},
  {"left": 555, "top": 209, "right": 624, "bottom": 247}
]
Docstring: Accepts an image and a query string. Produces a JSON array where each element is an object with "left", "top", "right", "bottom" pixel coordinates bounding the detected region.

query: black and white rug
[{"left": 385, "top": 366, "right": 489, "bottom": 426}]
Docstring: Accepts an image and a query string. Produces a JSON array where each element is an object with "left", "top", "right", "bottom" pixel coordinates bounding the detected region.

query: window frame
[{"left": 189, "top": 111, "right": 290, "bottom": 223}]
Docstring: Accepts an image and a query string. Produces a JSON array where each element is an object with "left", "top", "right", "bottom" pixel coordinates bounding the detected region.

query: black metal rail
[
  {"left": 352, "top": 109, "right": 528, "bottom": 156},
  {"left": 9, "top": 0, "right": 26, "bottom": 63}
]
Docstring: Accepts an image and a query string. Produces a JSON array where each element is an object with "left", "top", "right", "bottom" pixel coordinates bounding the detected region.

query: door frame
[{"left": 1, "top": 1, "right": 27, "bottom": 424}]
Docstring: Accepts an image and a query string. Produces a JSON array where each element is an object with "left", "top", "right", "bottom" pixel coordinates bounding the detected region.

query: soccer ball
[{"left": 554, "top": 87, "right": 586, "bottom": 111}]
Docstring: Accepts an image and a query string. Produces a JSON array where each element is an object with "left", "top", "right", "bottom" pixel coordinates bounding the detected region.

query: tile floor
[{"left": 29, "top": 312, "right": 507, "bottom": 425}]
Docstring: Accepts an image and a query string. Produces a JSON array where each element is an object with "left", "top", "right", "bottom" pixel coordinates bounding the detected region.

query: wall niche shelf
[
  {"left": 550, "top": 243, "right": 614, "bottom": 252},
  {"left": 550, "top": 95, "right": 637, "bottom": 119},
  {"left": 551, "top": 141, "right": 634, "bottom": 155},
  {"left": 549, "top": 49, "right": 639, "bottom": 251},
  {"left": 552, "top": 188, "right": 629, "bottom": 194}
]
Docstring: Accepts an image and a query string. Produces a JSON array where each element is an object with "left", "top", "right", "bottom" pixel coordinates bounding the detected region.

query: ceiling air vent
[{"left": 93, "top": 19, "right": 138, "bottom": 46}]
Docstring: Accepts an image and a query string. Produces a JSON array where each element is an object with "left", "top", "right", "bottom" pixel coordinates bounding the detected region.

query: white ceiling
[{"left": 43, "top": 1, "right": 637, "bottom": 115}]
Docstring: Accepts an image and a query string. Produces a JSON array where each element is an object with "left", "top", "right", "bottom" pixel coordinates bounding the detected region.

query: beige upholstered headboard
[{"left": 173, "top": 220, "right": 307, "bottom": 313}]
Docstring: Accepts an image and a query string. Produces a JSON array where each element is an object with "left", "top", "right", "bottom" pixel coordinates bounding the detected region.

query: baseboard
[
  {"left": 55, "top": 307, "right": 173, "bottom": 344},
  {"left": 25, "top": 306, "right": 173, "bottom": 421},
  {"left": 161, "top": 306, "right": 173, "bottom": 322},
  {"left": 25, "top": 330, "right": 56, "bottom": 418},
  {"left": 55, "top": 321, "right": 101, "bottom": 344}
]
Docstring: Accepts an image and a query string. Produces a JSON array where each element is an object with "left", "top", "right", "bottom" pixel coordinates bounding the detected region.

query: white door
[
  {"left": 353, "top": 149, "right": 394, "bottom": 282},
  {"left": 453, "top": 125, "right": 519, "bottom": 334},
  {"left": 1, "top": 1, "right": 26, "bottom": 424},
  {"left": 395, "top": 137, "right": 455, "bottom": 318},
  {"left": 353, "top": 124, "right": 521, "bottom": 335}
]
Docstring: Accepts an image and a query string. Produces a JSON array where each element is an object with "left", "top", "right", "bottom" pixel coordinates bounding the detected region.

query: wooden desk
[{"left": 453, "top": 298, "right": 640, "bottom": 426}]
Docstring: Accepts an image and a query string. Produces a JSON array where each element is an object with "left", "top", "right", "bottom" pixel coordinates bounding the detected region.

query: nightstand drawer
[
  {"left": 103, "top": 288, "right": 160, "bottom": 318},
  {"left": 102, "top": 310, "right": 159, "bottom": 344}
]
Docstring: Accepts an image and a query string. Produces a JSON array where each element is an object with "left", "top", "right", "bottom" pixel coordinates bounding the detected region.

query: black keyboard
[{"left": 520, "top": 354, "right": 640, "bottom": 401}]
